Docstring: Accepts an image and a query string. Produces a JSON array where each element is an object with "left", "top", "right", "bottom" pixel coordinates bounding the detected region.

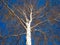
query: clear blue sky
[{"left": 0, "top": 0, "right": 60, "bottom": 45}]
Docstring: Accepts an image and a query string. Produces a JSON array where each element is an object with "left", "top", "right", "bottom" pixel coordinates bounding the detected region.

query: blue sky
[{"left": 0, "top": 0, "right": 60, "bottom": 45}]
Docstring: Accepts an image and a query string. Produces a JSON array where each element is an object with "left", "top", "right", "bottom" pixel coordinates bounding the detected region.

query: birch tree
[{"left": 0, "top": 0, "right": 60, "bottom": 45}]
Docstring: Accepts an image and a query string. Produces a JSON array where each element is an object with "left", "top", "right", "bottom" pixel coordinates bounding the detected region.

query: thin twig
[
  {"left": 32, "top": 6, "right": 46, "bottom": 20},
  {"left": 3, "top": 32, "right": 26, "bottom": 39},
  {"left": 2, "top": 1, "right": 26, "bottom": 30},
  {"left": 31, "top": 19, "right": 48, "bottom": 29}
]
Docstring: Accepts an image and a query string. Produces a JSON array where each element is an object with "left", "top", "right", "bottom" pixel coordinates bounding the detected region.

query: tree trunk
[{"left": 26, "top": 22, "right": 31, "bottom": 45}]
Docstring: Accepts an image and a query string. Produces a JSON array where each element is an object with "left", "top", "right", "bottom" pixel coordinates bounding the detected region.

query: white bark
[
  {"left": 26, "top": 22, "right": 31, "bottom": 45},
  {"left": 25, "top": 7, "right": 33, "bottom": 45}
]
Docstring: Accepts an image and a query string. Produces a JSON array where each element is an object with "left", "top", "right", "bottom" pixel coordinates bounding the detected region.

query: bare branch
[
  {"left": 2, "top": 0, "right": 26, "bottom": 30},
  {"left": 54, "top": 19, "right": 60, "bottom": 22},
  {"left": 15, "top": 15, "right": 26, "bottom": 29},
  {"left": 23, "top": 10, "right": 29, "bottom": 22},
  {"left": 12, "top": 5, "right": 30, "bottom": 23},
  {"left": 29, "top": 5, "right": 33, "bottom": 22},
  {"left": 34, "top": 29, "right": 47, "bottom": 45},
  {"left": 12, "top": 6, "right": 26, "bottom": 24},
  {"left": 31, "top": 19, "right": 48, "bottom": 29},
  {"left": 32, "top": 6, "right": 46, "bottom": 19},
  {"left": 3, "top": 32, "right": 26, "bottom": 39},
  {"left": 34, "top": 30, "right": 46, "bottom": 34},
  {"left": 13, "top": 6, "right": 24, "bottom": 16}
]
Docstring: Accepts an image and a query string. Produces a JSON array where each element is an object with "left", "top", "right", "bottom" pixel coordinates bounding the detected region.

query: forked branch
[{"left": 2, "top": 0, "right": 26, "bottom": 30}]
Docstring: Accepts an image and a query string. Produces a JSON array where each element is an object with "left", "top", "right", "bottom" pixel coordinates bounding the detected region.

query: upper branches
[
  {"left": 1, "top": 0, "right": 51, "bottom": 30},
  {"left": 1, "top": 0, "right": 26, "bottom": 30}
]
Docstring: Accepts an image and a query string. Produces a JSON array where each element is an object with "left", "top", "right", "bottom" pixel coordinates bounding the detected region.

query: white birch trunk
[
  {"left": 25, "top": 6, "right": 33, "bottom": 45},
  {"left": 26, "top": 22, "right": 31, "bottom": 45}
]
